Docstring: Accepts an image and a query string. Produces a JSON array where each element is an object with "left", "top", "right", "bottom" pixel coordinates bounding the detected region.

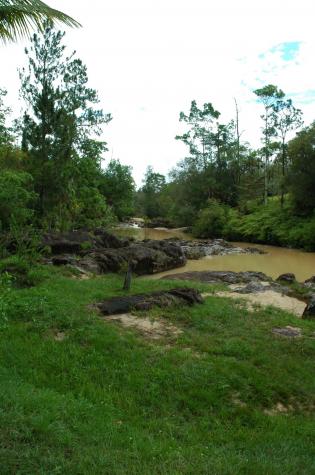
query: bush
[
  {"left": 0, "top": 256, "right": 50, "bottom": 288},
  {"left": 192, "top": 200, "right": 227, "bottom": 238},
  {"left": 0, "top": 170, "right": 36, "bottom": 232}
]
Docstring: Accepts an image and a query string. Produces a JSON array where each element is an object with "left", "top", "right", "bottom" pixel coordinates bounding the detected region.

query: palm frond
[{"left": 0, "top": 0, "right": 81, "bottom": 43}]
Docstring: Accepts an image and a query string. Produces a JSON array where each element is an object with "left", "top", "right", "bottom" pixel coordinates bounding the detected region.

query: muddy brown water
[{"left": 113, "top": 227, "right": 315, "bottom": 282}]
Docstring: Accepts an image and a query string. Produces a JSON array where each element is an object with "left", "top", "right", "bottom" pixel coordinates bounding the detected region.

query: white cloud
[{"left": 0, "top": 0, "right": 314, "bottom": 184}]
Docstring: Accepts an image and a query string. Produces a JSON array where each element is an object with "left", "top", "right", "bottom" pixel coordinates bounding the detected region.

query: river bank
[{"left": 114, "top": 226, "right": 315, "bottom": 282}]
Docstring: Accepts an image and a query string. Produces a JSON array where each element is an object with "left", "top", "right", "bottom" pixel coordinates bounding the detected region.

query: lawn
[{"left": 0, "top": 266, "right": 314, "bottom": 474}]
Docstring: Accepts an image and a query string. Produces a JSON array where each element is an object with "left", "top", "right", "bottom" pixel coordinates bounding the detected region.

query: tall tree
[
  {"left": 288, "top": 122, "right": 315, "bottom": 215},
  {"left": 0, "top": 0, "right": 80, "bottom": 43},
  {"left": 19, "top": 23, "right": 112, "bottom": 228},
  {"left": 254, "top": 84, "right": 284, "bottom": 204},
  {"left": 140, "top": 166, "right": 166, "bottom": 218},
  {"left": 100, "top": 160, "right": 135, "bottom": 220},
  {"left": 176, "top": 100, "right": 220, "bottom": 170},
  {"left": 273, "top": 98, "right": 303, "bottom": 206}
]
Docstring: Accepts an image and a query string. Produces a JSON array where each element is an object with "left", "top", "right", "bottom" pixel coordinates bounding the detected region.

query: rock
[
  {"left": 165, "top": 238, "right": 266, "bottom": 260},
  {"left": 272, "top": 326, "right": 302, "bottom": 338},
  {"left": 43, "top": 229, "right": 129, "bottom": 255},
  {"left": 75, "top": 256, "right": 100, "bottom": 274},
  {"left": 52, "top": 255, "right": 76, "bottom": 266},
  {"left": 85, "top": 239, "right": 186, "bottom": 275},
  {"left": 96, "top": 288, "right": 204, "bottom": 315},
  {"left": 162, "top": 270, "right": 272, "bottom": 285},
  {"left": 43, "top": 230, "right": 93, "bottom": 254},
  {"left": 93, "top": 228, "right": 129, "bottom": 249},
  {"left": 43, "top": 230, "right": 186, "bottom": 275},
  {"left": 276, "top": 273, "right": 296, "bottom": 283},
  {"left": 304, "top": 276, "right": 315, "bottom": 290},
  {"left": 147, "top": 218, "right": 174, "bottom": 229},
  {"left": 243, "top": 247, "right": 265, "bottom": 254},
  {"left": 302, "top": 295, "right": 315, "bottom": 319}
]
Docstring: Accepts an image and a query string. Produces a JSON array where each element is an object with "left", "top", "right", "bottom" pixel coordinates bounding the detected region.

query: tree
[
  {"left": 273, "top": 98, "right": 303, "bottom": 206},
  {"left": 254, "top": 84, "right": 284, "bottom": 204},
  {"left": 19, "top": 23, "right": 112, "bottom": 229},
  {"left": 176, "top": 100, "right": 220, "bottom": 170},
  {"left": 0, "top": 170, "right": 36, "bottom": 231},
  {"left": 140, "top": 166, "right": 166, "bottom": 218},
  {"left": 288, "top": 122, "right": 315, "bottom": 215},
  {"left": 0, "top": 0, "right": 80, "bottom": 43},
  {"left": 100, "top": 160, "right": 135, "bottom": 220}
]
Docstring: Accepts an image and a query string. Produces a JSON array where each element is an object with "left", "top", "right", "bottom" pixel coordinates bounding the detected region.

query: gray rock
[
  {"left": 167, "top": 239, "right": 266, "bottom": 259},
  {"left": 304, "top": 276, "right": 315, "bottom": 290},
  {"left": 272, "top": 326, "right": 302, "bottom": 338},
  {"left": 96, "top": 287, "right": 204, "bottom": 315},
  {"left": 276, "top": 273, "right": 296, "bottom": 283},
  {"left": 162, "top": 270, "right": 272, "bottom": 284},
  {"left": 302, "top": 295, "right": 315, "bottom": 319}
]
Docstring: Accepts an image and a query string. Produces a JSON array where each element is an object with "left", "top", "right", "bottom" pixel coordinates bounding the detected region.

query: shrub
[{"left": 192, "top": 200, "right": 227, "bottom": 238}]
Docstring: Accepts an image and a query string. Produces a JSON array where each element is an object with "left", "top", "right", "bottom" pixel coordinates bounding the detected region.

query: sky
[{"left": 1, "top": 0, "right": 315, "bottom": 185}]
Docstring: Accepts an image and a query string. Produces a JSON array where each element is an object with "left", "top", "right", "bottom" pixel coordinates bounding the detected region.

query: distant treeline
[{"left": 136, "top": 91, "right": 315, "bottom": 250}]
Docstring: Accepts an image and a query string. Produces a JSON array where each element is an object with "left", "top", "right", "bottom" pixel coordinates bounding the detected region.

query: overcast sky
[{"left": 1, "top": 0, "right": 314, "bottom": 185}]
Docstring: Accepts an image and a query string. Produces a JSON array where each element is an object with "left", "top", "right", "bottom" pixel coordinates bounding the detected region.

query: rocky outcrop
[
  {"left": 43, "top": 228, "right": 129, "bottom": 254},
  {"left": 95, "top": 287, "right": 204, "bottom": 315},
  {"left": 162, "top": 270, "right": 272, "bottom": 285},
  {"left": 147, "top": 218, "right": 175, "bottom": 229},
  {"left": 302, "top": 295, "right": 315, "bottom": 319},
  {"left": 276, "top": 273, "right": 296, "bottom": 283},
  {"left": 165, "top": 238, "right": 265, "bottom": 260},
  {"left": 45, "top": 230, "right": 186, "bottom": 275},
  {"left": 304, "top": 276, "right": 315, "bottom": 290},
  {"left": 89, "top": 239, "right": 186, "bottom": 275}
]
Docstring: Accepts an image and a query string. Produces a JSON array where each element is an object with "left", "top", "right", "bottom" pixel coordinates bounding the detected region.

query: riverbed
[{"left": 114, "top": 226, "right": 315, "bottom": 282}]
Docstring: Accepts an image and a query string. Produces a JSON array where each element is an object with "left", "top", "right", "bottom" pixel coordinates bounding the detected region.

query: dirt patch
[
  {"left": 272, "top": 326, "right": 302, "bottom": 338},
  {"left": 46, "top": 330, "right": 66, "bottom": 341},
  {"left": 102, "top": 313, "right": 182, "bottom": 340},
  {"left": 207, "top": 290, "right": 307, "bottom": 317},
  {"left": 264, "top": 402, "right": 293, "bottom": 416},
  {"left": 231, "top": 392, "right": 247, "bottom": 408}
]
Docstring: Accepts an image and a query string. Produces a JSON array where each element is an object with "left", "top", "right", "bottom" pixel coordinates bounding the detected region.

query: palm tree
[{"left": 0, "top": 0, "right": 80, "bottom": 42}]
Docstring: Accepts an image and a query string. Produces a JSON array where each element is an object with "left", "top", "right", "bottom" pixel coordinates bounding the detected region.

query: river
[{"left": 113, "top": 226, "right": 315, "bottom": 282}]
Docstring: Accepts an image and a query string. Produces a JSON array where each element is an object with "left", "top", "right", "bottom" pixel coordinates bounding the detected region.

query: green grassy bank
[{"left": 0, "top": 265, "right": 315, "bottom": 474}]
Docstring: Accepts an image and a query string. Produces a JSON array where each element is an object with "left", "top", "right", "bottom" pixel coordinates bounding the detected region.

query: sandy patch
[
  {"left": 103, "top": 313, "right": 182, "bottom": 340},
  {"left": 204, "top": 290, "right": 307, "bottom": 317}
]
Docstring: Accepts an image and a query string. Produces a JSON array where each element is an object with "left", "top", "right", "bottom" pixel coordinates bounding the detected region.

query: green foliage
[
  {"left": 101, "top": 159, "right": 135, "bottom": 220},
  {"left": 192, "top": 199, "right": 227, "bottom": 238},
  {"left": 138, "top": 166, "right": 166, "bottom": 219},
  {"left": 19, "top": 23, "right": 112, "bottom": 230},
  {"left": 0, "top": 0, "right": 80, "bottom": 43},
  {"left": 288, "top": 122, "right": 315, "bottom": 215},
  {"left": 0, "top": 170, "right": 36, "bottom": 231},
  {"left": 0, "top": 256, "right": 49, "bottom": 287}
]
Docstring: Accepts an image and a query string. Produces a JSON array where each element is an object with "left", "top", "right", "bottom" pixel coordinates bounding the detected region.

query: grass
[{"left": 0, "top": 266, "right": 315, "bottom": 474}]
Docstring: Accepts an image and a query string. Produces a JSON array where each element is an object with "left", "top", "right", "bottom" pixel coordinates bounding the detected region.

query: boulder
[
  {"left": 42, "top": 230, "right": 93, "bottom": 254},
  {"left": 147, "top": 218, "right": 174, "bottom": 229},
  {"left": 92, "top": 239, "right": 186, "bottom": 275},
  {"left": 304, "top": 276, "right": 315, "bottom": 290},
  {"left": 276, "top": 273, "right": 296, "bottom": 283},
  {"left": 166, "top": 238, "right": 266, "bottom": 259},
  {"left": 43, "top": 229, "right": 129, "bottom": 255},
  {"left": 52, "top": 255, "right": 76, "bottom": 266},
  {"left": 162, "top": 270, "right": 272, "bottom": 284},
  {"left": 302, "top": 295, "right": 315, "bottom": 319},
  {"left": 96, "top": 287, "right": 204, "bottom": 315}
]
